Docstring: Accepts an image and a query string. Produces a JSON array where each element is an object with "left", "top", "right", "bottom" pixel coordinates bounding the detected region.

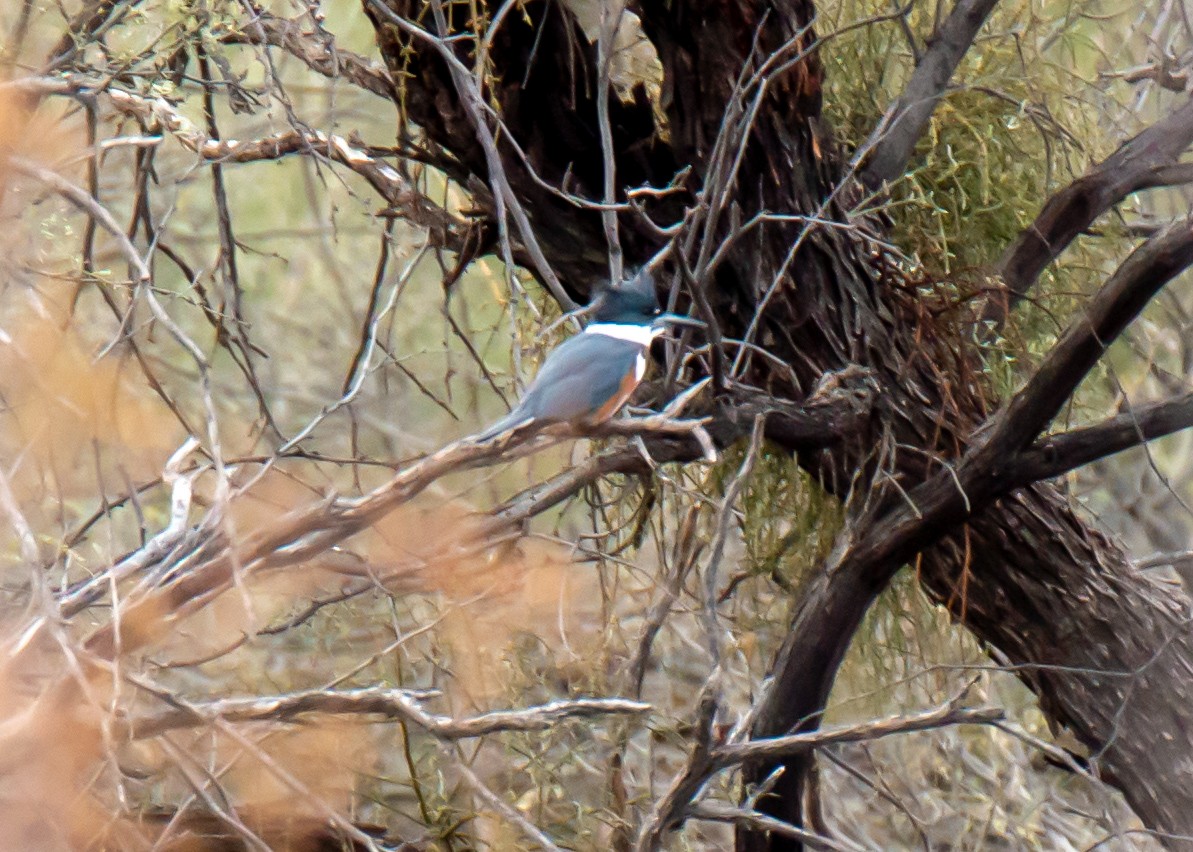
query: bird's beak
[{"left": 653, "top": 312, "right": 706, "bottom": 329}]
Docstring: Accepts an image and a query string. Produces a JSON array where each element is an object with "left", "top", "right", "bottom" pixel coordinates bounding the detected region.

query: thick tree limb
[
  {"left": 856, "top": 0, "right": 1002, "bottom": 191},
  {"left": 1011, "top": 393, "right": 1193, "bottom": 484},
  {"left": 760, "top": 217, "right": 1193, "bottom": 647},
  {"left": 365, "top": 0, "right": 677, "bottom": 290},
  {"left": 981, "top": 217, "right": 1193, "bottom": 457},
  {"left": 748, "top": 215, "right": 1193, "bottom": 848},
  {"left": 984, "top": 93, "right": 1193, "bottom": 328}
]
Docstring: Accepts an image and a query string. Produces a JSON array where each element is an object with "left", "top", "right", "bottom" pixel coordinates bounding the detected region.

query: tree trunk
[{"left": 364, "top": 0, "right": 1193, "bottom": 845}]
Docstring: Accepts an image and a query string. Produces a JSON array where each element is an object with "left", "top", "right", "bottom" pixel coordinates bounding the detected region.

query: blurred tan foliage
[
  {"left": 366, "top": 499, "right": 601, "bottom": 708},
  {"left": 0, "top": 308, "right": 181, "bottom": 478}
]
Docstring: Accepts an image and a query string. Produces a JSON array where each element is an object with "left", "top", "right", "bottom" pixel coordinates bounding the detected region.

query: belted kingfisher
[{"left": 476, "top": 269, "right": 699, "bottom": 441}]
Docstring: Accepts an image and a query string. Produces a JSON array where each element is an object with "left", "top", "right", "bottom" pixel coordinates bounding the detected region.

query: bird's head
[{"left": 591, "top": 268, "right": 704, "bottom": 330}]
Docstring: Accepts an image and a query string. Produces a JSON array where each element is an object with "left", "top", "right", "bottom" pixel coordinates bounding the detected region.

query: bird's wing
[
  {"left": 475, "top": 333, "right": 644, "bottom": 441},
  {"left": 520, "top": 333, "right": 644, "bottom": 423}
]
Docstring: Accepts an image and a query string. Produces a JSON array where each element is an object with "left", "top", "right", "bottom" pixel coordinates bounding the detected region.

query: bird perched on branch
[{"left": 476, "top": 268, "right": 701, "bottom": 442}]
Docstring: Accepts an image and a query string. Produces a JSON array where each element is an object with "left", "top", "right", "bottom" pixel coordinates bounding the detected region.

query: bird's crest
[{"left": 592, "top": 267, "right": 660, "bottom": 324}]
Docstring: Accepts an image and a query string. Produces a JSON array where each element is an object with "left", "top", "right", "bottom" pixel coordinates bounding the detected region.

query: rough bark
[{"left": 363, "top": 0, "right": 1193, "bottom": 846}]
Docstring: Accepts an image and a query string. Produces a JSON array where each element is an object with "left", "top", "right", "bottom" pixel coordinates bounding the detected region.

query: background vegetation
[{"left": 0, "top": 0, "right": 1188, "bottom": 848}]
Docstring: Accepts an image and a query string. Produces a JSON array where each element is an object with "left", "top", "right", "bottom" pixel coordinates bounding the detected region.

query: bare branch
[
  {"left": 639, "top": 689, "right": 1000, "bottom": 850},
  {"left": 18, "top": 75, "right": 463, "bottom": 244},
  {"left": 218, "top": 11, "right": 396, "bottom": 99},
  {"left": 80, "top": 405, "right": 719, "bottom": 658},
  {"left": 60, "top": 438, "right": 201, "bottom": 616},
  {"left": 44, "top": 0, "right": 143, "bottom": 69},
  {"left": 984, "top": 94, "right": 1193, "bottom": 328},
  {"left": 128, "top": 687, "right": 650, "bottom": 741},
  {"left": 634, "top": 673, "right": 722, "bottom": 852},
  {"left": 856, "top": 0, "right": 1002, "bottom": 191},
  {"left": 687, "top": 802, "right": 863, "bottom": 852},
  {"left": 480, "top": 376, "right": 878, "bottom": 539},
  {"left": 1115, "top": 59, "right": 1192, "bottom": 94},
  {"left": 718, "top": 703, "right": 1003, "bottom": 767},
  {"left": 1010, "top": 392, "right": 1193, "bottom": 485}
]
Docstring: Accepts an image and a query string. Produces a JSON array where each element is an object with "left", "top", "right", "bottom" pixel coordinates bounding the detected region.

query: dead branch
[
  {"left": 17, "top": 75, "right": 463, "bottom": 245},
  {"left": 127, "top": 687, "right": 650, "bottom": 741},
  {"left": 1115, "top": 59, "right": 1192, "bottom": 93},
  {"left": 79, "top": 407, "right": 722, "bottom": 659},
  {"left": 634, "top": 672, "right": 722, "bottom": 852},
  {"left": 44, "top": 0, "right": 142, "bottom": 69},
  {"left": 687, "top": 802, "right": 863, "bottom": 852},
  {"left": 218, "top": 10, "right": 396, "bottom": 99},
  {"left": 720, "top": 703, "right": 1003, "bottom": 767},
  {"left": 59, "top": 370, "right": 865, "bottom": 652},
  {"left": 639, "top": 689, "right": 1000, "bottom": 849}
]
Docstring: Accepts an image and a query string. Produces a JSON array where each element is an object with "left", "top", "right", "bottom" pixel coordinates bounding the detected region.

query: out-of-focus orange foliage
[
  {"left": 0, "top": 86, "right": 176, "bottom": 522},
  {"left": 145, "top": 476, "right": 603, "bottom": 709},
  {"left": 0, "top": 308, "right": 182, "bottom": 483},
  {"left": 0, "top": 628, "right": 152, "bottom": 850},
  {"left": 150, "top": 470, "right": 339, "bottom": 664},
  {"left": 0, "top": 85, "right": 76, "bottom": 199},
  {"left": 129, "top": 718, "right": 373, "bottom": 849},
  {"left": 0, "top": 306, "right": 184, "bottom": 576},
  {"left": 0, "top": 628, "right": 377, "bottom": 850},
  {"left": 216, "top": 721, "right": 368, "bottom": 825},
  {"left": 367, "top": 500, "right": 602, "bottom": 708}
]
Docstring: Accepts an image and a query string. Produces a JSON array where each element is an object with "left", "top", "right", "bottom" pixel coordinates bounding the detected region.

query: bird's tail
[{"left": 473, "top": 409, "right": 535, "bottom": 443}]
